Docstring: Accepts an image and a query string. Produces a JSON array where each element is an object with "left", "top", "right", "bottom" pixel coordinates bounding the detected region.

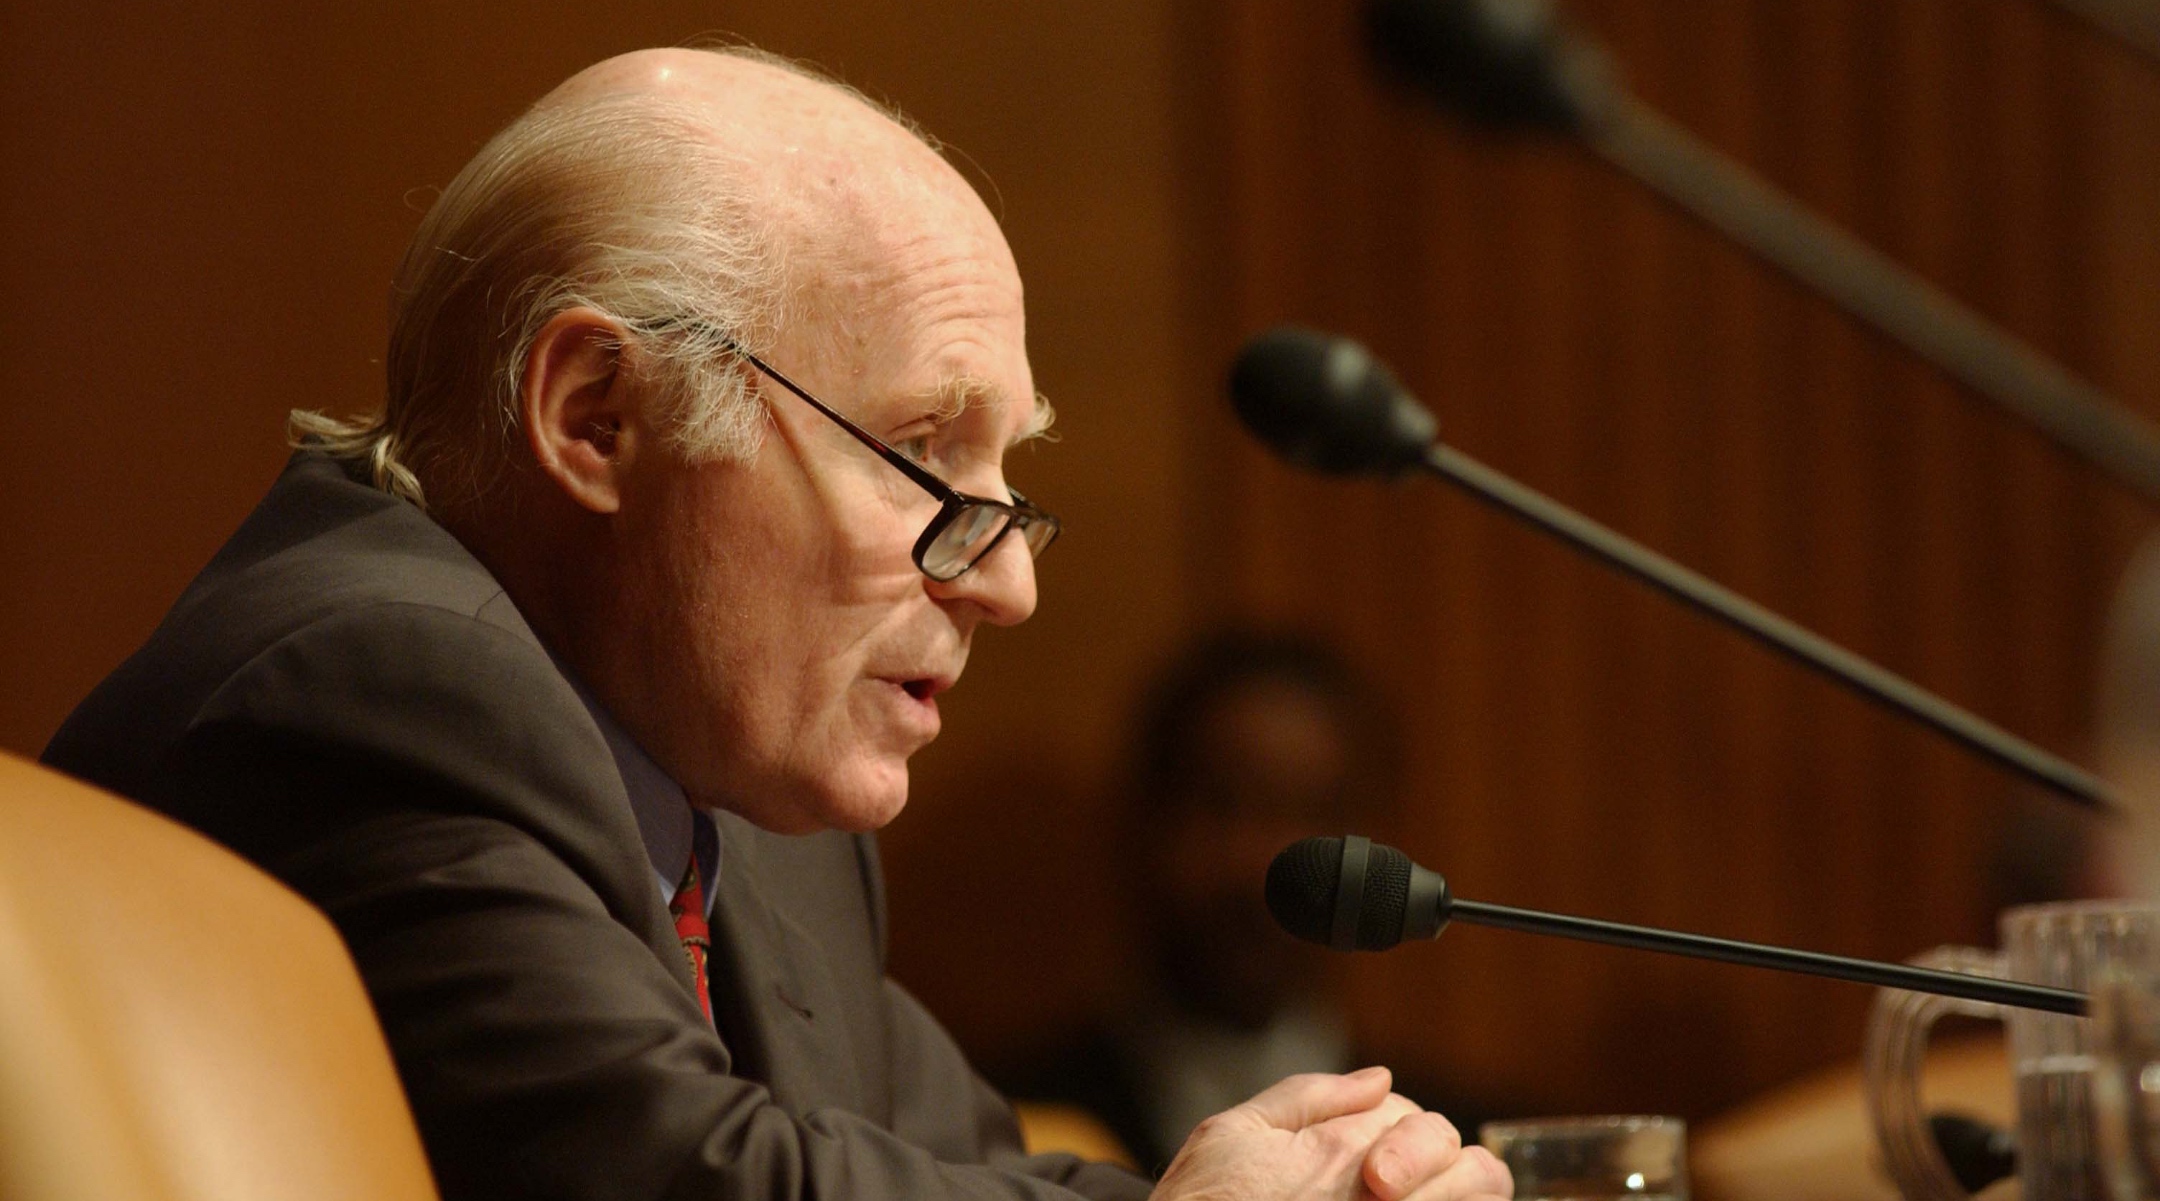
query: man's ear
[{"left": 521, "top": 307, "right": 644, "bottom": 515}]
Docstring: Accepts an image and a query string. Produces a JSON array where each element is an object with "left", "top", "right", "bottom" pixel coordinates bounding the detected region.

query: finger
[
  {"left": 1331, "top": 1091, "right": 1424, "bottom": 1147},
  {"left": 1376, "top": 1092, "right": 1424, "bottom": 1122},
  {"left": 1294, "top": 1088, "right": 1429, "bottom": 1170},
  {"left": 1361, "top": 1110, "right": 1464, "bottom": 1201},
  {"left": 1236, "top": 1066, "right": 1393, "bottom": 1132},
  {"left": 1395, "top": 1144, "right": 1513, "bottom": 1201}
]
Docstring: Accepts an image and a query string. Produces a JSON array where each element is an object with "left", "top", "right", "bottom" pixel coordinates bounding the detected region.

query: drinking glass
[{"left": 1479, "top": 1115, "right": 1687, "bottom": 1201}]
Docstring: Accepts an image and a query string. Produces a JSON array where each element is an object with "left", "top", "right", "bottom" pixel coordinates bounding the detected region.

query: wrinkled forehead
[
  {"left": 767, "top": 136, "right": 1032, "bottom": 419},
  {"left": 767, "top": 123, "right": 1019, "bottom": 309}
]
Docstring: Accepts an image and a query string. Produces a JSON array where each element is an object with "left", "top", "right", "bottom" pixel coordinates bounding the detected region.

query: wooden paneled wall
[{"left": 1166, "top": 0, "right": 2160, "bottom": 1116}]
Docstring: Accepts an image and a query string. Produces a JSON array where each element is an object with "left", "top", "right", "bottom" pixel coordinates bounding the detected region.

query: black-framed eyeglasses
[{"left": 638, "top": 320, "right": 1059, "bottom": 582}]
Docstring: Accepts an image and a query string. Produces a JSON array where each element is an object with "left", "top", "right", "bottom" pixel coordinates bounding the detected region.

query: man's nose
[{"left": 928, "top": 529, "right": 1037, "bottom": 625}]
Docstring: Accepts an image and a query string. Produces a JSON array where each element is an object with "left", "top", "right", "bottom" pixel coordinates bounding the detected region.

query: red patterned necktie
[{"left": 669, "top": 815, "right": 716, "bottom": 1022}]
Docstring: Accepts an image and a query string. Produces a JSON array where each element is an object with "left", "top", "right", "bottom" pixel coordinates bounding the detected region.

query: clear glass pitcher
[
  {"left": 1865, "top": 902, "right": 2160, "bottom": 1201},
  {"left": 2091, "top": 965, "right": 2160, "bottom": 1201}
]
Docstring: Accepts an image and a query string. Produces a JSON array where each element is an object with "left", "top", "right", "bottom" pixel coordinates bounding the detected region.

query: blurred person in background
[{"left": 1005, "top": 629, "right": 1503, "bottom": 1172}]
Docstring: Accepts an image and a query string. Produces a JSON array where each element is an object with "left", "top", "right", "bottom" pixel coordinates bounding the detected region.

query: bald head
[
  {"left": 545, "top": 46, "right": 915, "bottom": 144},
  {"left": 542, "top": 49, "right": 1021, "bottom": 364},
  {"left": 542, "top": 48, "right": 955, "bottom": 213},
  {"left": 318, "top": 45, "right": 1024, "bottom": 515}
]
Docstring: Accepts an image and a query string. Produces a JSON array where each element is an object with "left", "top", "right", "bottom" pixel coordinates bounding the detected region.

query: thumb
[{"left": 1236, "top": 1067, "right": 1394, "bottom": 1132}]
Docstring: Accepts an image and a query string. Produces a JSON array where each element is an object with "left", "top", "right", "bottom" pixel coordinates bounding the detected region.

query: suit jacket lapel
[{"left": 703, "top": 811, "right": 869, "bottom": 1118}]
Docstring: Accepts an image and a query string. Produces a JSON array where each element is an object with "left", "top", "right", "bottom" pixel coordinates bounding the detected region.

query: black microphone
[
  {"left": 1364, "top": 0, "right": 1614, "bottom": 133},
  {"left": 1228, "top": 327, "right": 2111, "bottom": 812},
  {"left": 1228, "top": 329, "right": 1435, "bottom": 475},
  {"left": 1928, "top": 1113, "right": 2019, "bottom": 1194},
  {"left": 1363, "top": 0, "right": 2160, "bottom": 503},
  {"left": 1265, "top": 835, "right": 2089, "bottom": 1016}
]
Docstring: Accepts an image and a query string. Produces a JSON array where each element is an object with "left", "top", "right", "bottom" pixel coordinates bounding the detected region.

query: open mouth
[{"left": 900, "top": 679, "right": 937, "bottom": 701}]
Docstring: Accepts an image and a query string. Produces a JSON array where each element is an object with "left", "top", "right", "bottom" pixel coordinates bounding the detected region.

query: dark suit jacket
[{"left": 44, "top": 451, "right": 1151, "bottom": 1201}]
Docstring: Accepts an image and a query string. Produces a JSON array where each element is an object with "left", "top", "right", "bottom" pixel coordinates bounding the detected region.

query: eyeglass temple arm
[{"left": 726, "top": 345, "right": 964, "bottom": 502}]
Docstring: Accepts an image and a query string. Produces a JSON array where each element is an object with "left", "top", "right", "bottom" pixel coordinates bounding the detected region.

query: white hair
[{"left": 292, "top": 52, "right": 813, "bottom": 513}]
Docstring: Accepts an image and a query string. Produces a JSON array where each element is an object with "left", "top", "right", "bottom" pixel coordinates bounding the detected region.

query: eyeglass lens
[{"left": 920, "top": 503, "right": 1057, "bottom": 580}]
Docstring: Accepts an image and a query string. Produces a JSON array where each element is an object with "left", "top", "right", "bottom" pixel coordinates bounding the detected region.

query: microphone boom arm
[
  {"left": 1447, "top": 895, "right": 2086, "bottom": 1016},
  {"left": 1584, "top": 101, "right": 2160, "bottom": 501},
  {"left": 1426, "top": 442, "right": 2113, "bottom": 810}
]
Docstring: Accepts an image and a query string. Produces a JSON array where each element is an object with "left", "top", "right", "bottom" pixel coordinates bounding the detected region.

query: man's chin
[
  {"left": 823, "top": 759, "right": 912, "bottom": 832},
  {"left": 766, "top": 761, "right": 913, "bottom": 835}
]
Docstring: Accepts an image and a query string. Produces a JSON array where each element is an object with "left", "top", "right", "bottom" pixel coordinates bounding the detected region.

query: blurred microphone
[
  {"left": 1365, "top": 0, "right": 1611, "bottom": 132},
  {"left": 1362, "top": 0, "right": 2160, "bottom": 503},
  {"left": 1264, "top": 835, "right": 2088, "bottom": 1015},
  {"left": 1229, "top": 326, "right": 2111, "bottom": 811},
  {"left": 1228, "top": 327, "right": 1436, "bottom": 474}
]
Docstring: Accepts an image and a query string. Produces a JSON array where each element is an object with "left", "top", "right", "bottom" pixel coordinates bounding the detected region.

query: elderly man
[{"left": 44, "top": 47, "right": 1509, "bottom": 1201}]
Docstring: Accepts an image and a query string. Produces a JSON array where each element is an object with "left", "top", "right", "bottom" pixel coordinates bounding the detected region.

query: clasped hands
[{"left": 1151, "top": 1067, "right": 1511, "bottom": 1201}]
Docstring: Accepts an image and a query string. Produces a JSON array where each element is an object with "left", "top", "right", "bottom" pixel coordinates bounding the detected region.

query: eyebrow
[{"left": 917, "top": 375, "right": 1058, "bottom": 446}]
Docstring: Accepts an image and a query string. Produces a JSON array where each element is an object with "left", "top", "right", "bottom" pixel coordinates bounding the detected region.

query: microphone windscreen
[
  {"left": 1228, "top": 327, "right": 1439, "bottom": 476},
  {"left": 1264, "top": 836, "right": 1344, "bottom": 945},
  {"left": 1359, "top": 843, "right": 1415, "bottom": 949},
  {"left": 1365, "top": 0, "right": 1614, "bottom": 133},
  {"left": 1264, "top": 836, "right": 1418, "bottom": 951}
]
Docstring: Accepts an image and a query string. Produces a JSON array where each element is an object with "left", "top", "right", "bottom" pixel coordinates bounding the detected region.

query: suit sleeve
[
  {"left": 160, "top": 602, "right": 1153, "bottom": 1201},
  {"left": 880, "top": 978, "right": 1155, "bottom": 1201}
]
